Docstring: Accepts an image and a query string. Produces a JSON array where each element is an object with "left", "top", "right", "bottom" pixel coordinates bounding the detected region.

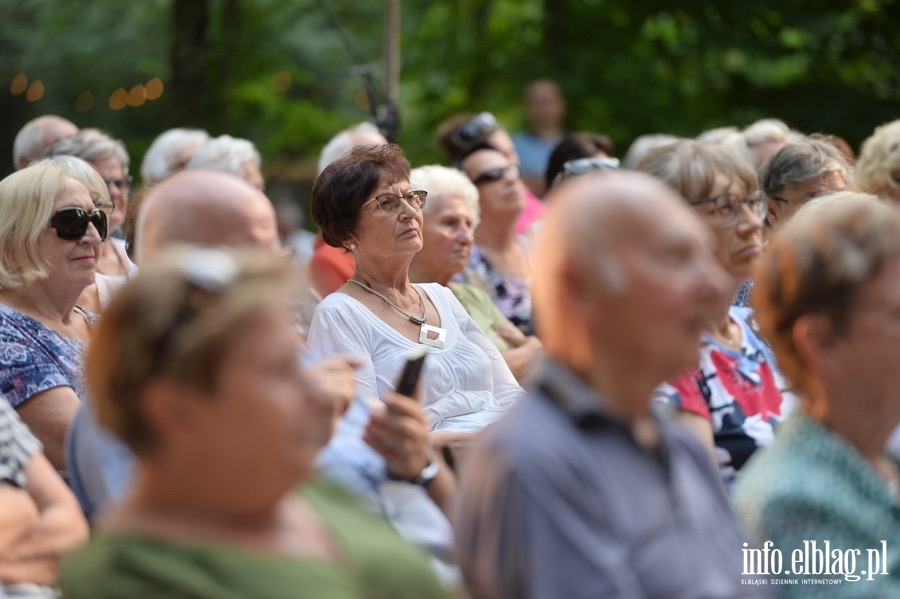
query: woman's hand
[
  {"left": 302, "top": 356, "right": 361, "bottom": 450},
  {"left": 496, "top": 323, "right": 528, "bottom": 347},
  {"left": 363, "top": 391, "right": 431, "bottom": 481}
]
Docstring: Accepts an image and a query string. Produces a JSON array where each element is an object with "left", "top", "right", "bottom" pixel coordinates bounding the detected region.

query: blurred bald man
[
  {"left": 134, "top": 170, "right": 278, "bottom": 261},
  {"left": 13, "top": 115, "right": 78, "bottom": 170},
  {"left": 454, "top": 172, "right": 774, "bottom": 598},
  {"left": 67, "top": 170, "right": 281, "bottom": 518}
]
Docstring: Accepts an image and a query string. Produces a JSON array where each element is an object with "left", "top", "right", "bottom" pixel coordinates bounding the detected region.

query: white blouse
[{"left": 308, "top": 283, "right": 523, "bottom": 432}]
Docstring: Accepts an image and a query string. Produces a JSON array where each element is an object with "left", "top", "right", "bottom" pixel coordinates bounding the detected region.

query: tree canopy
[{"left": 3, "top": 0, "right": 900, "bottom": 181}]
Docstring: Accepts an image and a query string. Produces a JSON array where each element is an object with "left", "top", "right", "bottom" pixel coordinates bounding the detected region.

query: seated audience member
[
  {"left": 0, "top": 399, "right": 88, "bottom": 598},
  {"left": 511, "top": 78, "right": 567, "bottom": 196},
  {"left": 408, "top": 165, "right": 542, "bottom": 380},
  {"left": 437, "top": 111, "right": 544, "bottom": 234},
  {"left": 621, "top": 133, "right": 682, "bottom": 169},
  {"left": 723, "top": 118, "right": 794, "bottom": 171},
  {"left": 308, "top": 122, "right": 388, "bottom": 297},
  {"left": 733, "top": 193, "right": 900, "bottom": 596},
  {"left": 638, "top": 141, "right": 795, "bottom": 489},
  {"left": 544, "top": 132, "right": 616, "bottom": 192},
  {"left": 66, "top": 170, "right": 290, "bottom": 518},
  {"left": 856, "top": 119, "right": 900, "bottom": 202},
  {"left": 454, "top": 170, "right": 772, "bottom": 598},
  {"left": 0, "top": 161, "right": 108, "bottom": 471},
  {"left": 454, "top": 143, "right": 535, "bottom": 334},
  {"left": 308, "top": 144, "right": 523, "bottom": 441},
  {"left": 67, "top": 172, "right": 451, "bottom": 586},
  {"left": 46, "top": 129, "right": 136, "bottom": 277},
  {"left": 140, "top": 128, "right": 210, "bottom": 186},
  {"left": 12, "top": 115, "right": 78, "bottom": 171},
  {"left": 61, "top": 248, "right": 450, "bottom": 599},
  {"left": 760, "top": 136, "right": 853, "bottom": 230},
  {"left": 185, "top": 134, "right": 265, "bottom": 191}
]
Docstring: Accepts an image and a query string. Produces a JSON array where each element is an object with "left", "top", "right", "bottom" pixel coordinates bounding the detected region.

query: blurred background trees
[{"left": 3, "top": 0, "right": 900, "bottom": 196}]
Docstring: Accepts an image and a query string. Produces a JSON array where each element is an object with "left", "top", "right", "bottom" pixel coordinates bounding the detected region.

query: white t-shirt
[{"left": 308, "top": 283, "right": 523, "bottom": 432}]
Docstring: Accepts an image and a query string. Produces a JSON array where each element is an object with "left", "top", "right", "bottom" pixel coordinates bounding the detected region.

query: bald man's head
[
  {"left": 135, "top": 170, "right": 279, "bottom": 264},
  {"left": 534, "top": 171, "right": 728, "bottom": 382},
  {"left": 13, "top": 115, "right": 78, "bottom": 170}
]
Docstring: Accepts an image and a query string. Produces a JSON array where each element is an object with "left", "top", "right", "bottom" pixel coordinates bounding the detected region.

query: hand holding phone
[{"left": 395, "top": 347, "right": 427, "bottom": 397}]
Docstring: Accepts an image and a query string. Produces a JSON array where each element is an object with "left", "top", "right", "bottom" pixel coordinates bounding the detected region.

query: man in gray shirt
[{"left": 454, "top": 171, "right": 774, "bottom": 598}]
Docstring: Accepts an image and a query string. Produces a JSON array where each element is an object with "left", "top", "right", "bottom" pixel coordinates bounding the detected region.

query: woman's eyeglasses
[
  {"left": 364, "top": 190, "right": 428, "bottom": 215},
  {"left": 105, "top": 176, "right": 133, "bottom": 192},
  {"left": 690, "top": 192, "right": 767, "bottom": 226},
  {"left": 472, "top": 164, "right": 520, "bottom": 185},
  {"left": 48, "top": 207, "right": 109, "bottom": 241}
]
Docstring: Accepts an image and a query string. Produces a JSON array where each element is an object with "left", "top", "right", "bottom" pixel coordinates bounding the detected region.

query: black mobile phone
[{"left": 395, "top": 348, "right": 428, "bottom": 396}]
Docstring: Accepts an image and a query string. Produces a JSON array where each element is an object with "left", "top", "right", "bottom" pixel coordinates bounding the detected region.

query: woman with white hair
[
  {"left": 140, "top": 128, "right": 209, "bottom": 186},
  {"left": 185, "top": 134, "right": 264, "bottom": 191},
  {"left": 408, "top": 165, "right": 542, "bottom": 380}
]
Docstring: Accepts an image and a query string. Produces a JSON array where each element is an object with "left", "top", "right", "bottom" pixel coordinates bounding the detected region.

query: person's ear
[
  {"left": 792, "top": 314, "right": 842, "bottom": 379},
  {"left": 141, "top": 379, "right": 208, "bottom": 445},
  {"left": 765, "top": 199, "right": 780, "bottom": 229}
]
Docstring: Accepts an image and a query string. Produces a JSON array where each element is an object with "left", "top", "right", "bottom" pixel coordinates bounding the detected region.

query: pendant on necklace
[{"left": 419, "top": 323, "right": 446, "bottom": 348}]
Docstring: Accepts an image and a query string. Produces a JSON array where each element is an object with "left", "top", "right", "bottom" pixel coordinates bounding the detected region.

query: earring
[{"left": 349, "top": 243, "right": 356, "bottom": 251}]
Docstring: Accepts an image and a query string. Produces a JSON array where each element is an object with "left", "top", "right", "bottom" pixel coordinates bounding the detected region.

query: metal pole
[{"left": 383, "top": 0, "right": 400, "bottom": 141}]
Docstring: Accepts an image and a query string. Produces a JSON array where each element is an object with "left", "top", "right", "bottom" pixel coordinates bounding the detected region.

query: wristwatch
[
  {"left": 390, "top": 453, "right": 441, "bottom": 488},
  {"left": 411, "top": 456, "right": 441, "bottom": 489}
]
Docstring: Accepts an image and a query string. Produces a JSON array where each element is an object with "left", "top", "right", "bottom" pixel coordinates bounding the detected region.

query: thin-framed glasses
[
  {"left": 472, "top": 164, "right": 520, "bottom": 185},
  {"left": 105, "top": 175, "right": 133, "bottom": 192},
  {"left": 48, "top": 207, "right": 109, "bottom": 241},
  {"left": 150, "top": 247, "right": 241, "bottom": 374},
  {"left": 551, "top": 157, "right": 620, "bottom": 187},
  {"left": 363, "top": 190, "right": 428, "bottom": 215},
  {"left": 690, "top": 191, "right": 767, "bottom": 226}
]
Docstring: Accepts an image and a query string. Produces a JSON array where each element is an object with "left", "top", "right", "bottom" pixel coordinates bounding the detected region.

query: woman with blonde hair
[
  {"left": 0, "top": 159, "right": 107, "bottom": 470},
  {"left": 62, "top": 247, "right": 449, "bottom": 598}
]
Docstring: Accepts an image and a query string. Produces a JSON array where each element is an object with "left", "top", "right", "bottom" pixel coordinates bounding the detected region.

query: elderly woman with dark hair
[
  {"left": 638, "top": 141, "right": 795, "bottom": 489},
  {"left": 760, "top": 136, "right": 852, "bottom": 229},
  {"left": 62, "top": 247, "right": 449, "bottom": 598},
  {"left": 733, "top": 193, "right": 900, "bottom": 596},
  {"left": 308, "top": 144, "right": 522, "bottom": 446},
  {"left": 0, "top": 160, "right": 108, "bottom": 471}
]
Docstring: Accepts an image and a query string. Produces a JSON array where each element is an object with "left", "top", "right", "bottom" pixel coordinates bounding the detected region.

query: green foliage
[{"left": 4, "top": 0, "right": 900, "bottom": 179}]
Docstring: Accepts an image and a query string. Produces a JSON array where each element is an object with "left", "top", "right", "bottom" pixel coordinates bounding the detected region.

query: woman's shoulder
[{"left": 61, "top": 530, "right": 358, "bottom": 599}]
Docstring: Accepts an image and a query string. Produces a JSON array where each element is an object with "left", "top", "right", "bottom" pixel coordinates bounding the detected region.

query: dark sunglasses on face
[
  {"left": 472, "top": 164, "right": 520, "bottom": 186},
  {"left": 48, "top": 207, "right": 109, "bottom": 241}
]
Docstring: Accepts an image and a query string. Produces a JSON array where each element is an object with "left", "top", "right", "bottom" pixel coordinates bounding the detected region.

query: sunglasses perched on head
[
  {"left": 450, "top": 112, "right": 500, "bottom": 148},
  {"left": 48, "top": 207, "right": 109, "bottom": 241},
  {"left": 551, "top": 157, "right": 620, "bottom": 187}
]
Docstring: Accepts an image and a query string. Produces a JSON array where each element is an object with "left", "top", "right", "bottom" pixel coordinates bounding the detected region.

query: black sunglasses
[
  {"left": 472, "top": 164, "right": 520, "bottom": 185},
  {"left": 48, "top": 207, "right": 109, "bottom": 241}
]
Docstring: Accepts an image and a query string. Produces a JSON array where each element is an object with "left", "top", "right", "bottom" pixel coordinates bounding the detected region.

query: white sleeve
[
  {"left": 307, "top": 299, "right": 380, "bottom": 403},
  {"left": 442, "top": 287, "right": 524, "bottom": 409}
]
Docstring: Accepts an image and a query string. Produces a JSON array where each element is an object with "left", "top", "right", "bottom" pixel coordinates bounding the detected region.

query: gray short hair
[
  {"left": 141, "top": 128, "right": 210, "bottom": 185},
  {"left": 12, "top": 115, "right": 77, "bottom": 169},
  {"left": 856, "top": 120, "right": 900, "bottom": 200},
  {"left": 185, "top": 135, "right": 260, "bottom": 178},
  {"left": 46, "top": 128, "right": 130, "bottom": 172},
  {"left": 409, "top": 165, "right": 480, "bottom": 229},
  {"left": 759, "top": 137, "right": 853, "bottom": 199},
  {"left": 317, "top": 122, "right": 386, "bottom": 175}
]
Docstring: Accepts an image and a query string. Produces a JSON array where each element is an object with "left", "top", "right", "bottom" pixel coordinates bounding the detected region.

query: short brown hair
[
  {"left": 311, "top": 143, "right": 410, "bottom": 248},
  {"left": 635, "top": 139, "right": 758, "bottom": 203},
  {"left": 754, "top": 193, "right": 900, "bottom": 396}
]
